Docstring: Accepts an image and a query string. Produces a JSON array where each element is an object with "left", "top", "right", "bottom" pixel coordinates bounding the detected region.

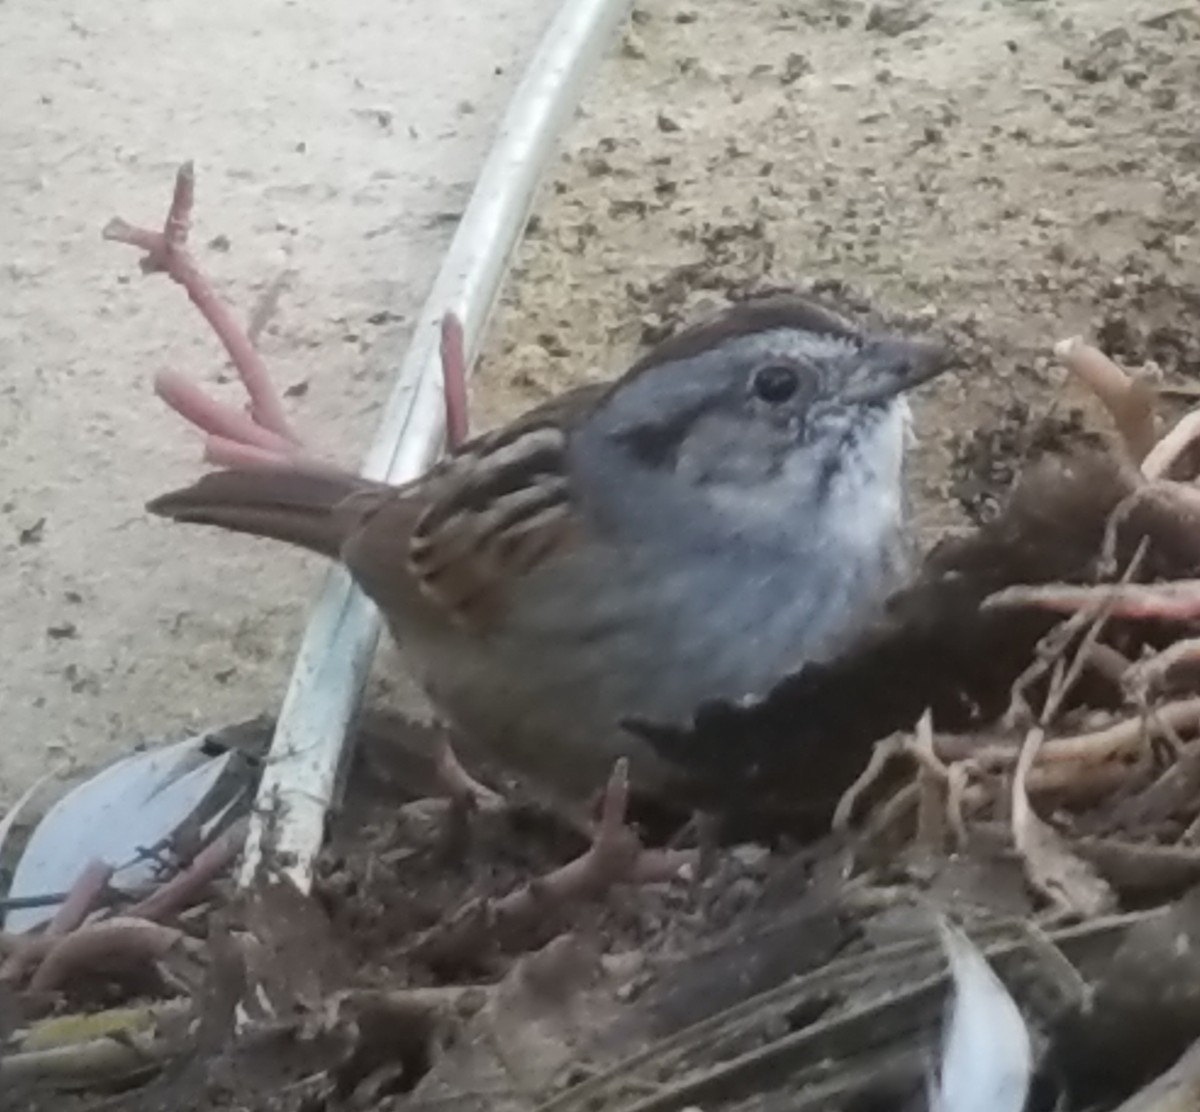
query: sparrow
[{"left": 148, "top": 294, "right": 949, "bottom": 809}]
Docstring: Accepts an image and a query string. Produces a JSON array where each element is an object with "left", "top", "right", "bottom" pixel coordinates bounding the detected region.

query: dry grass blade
[{"left": 0, "top": 1000, "right": 190, "bottom": 1086}]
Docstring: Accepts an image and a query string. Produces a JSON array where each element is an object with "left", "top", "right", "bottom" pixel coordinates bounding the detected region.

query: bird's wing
[{"left": 350, "top": 384, "right": 609, "bottom": 631}]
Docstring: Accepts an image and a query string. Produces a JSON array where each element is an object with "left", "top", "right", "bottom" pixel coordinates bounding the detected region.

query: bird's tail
[{"left": 147, "top": 466, "right": 387, "bottom": 559}]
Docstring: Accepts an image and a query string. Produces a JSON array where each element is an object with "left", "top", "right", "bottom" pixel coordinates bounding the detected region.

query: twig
[
  {"left": 945, "top": 764, "right": 974, "bottom": 848},
  {"left": 1127, "top": 637, "right": 1200, "bottom": 698},
  {"left": 433, "top": 737, "right": 503, "bottom": 812},
  {"left": 861, "top": 782, "right": 919, "bottom": 843},
  {"left": 1055, "top": 336, "right": 1158, "bottom": 463},
  {"left": 29, "top": 918, "right": 185, "bottom": 993},
  {"left": 1011, "top": 722, "right": 1115, "bottom": 916},
  {"left": 1021, "top": 760, "right": 1143, "bottom": 800},
  {"left": 1009, "top": 577, "right": 1124, "bottom": 917},
  {"left": 1143, "top": 406, "right": 1200, "bottom": 481},
  {"left": 123, "top": 817, "right": 248, "bottom": 922},
  {"left": 1012, "top": 726, "right": 1047, "bottom": 836},
  {"left": 940, "top": 699, "right": 1200, "bottom": 769},
  {"left": 440, "top": 312, "right": 469, "bottom": 450},
  {"left": 0, "top": 892, "right": 72, "bottom": 915},
  {"left": 107, "top": 162, "right": 474, "bottom": 486},
  {"left": 0, "top": 859, "right": 113, "bottom": 983},
  {"left": 1003, "top": 608, "right": 1098, "bottom": 729},
  {"left": 1047, "top": 539, "right": 1147, "bottom": 720},
  {"left": 412, "top": 761, "right": 692, "bottom": 964},
  {"left": 2, "top": 822, "right": 244, "bottom": 992},
  {"left": 522, "top": 760, "right": 691, "bottom": 894},
  {"left": 832, "top": 736, "right": 907, "bottom": 831},
  {"left": 104, "top": 162, "right": 297, "bottom": 442},
  {"left": 246, "top": 269, "right": 296, "bottom": 347},
  {"left": 46, "top": 860, "right": 113, "bottom": 939},
  {"left": 913, "top": 712, "right": 946, "bottom": 850},
  {"left": 985, "top": 580, "right": 1200, "bottom": 621},
  {"left": 1100, "top": 479, "right": 1200, "bottom": 578}
]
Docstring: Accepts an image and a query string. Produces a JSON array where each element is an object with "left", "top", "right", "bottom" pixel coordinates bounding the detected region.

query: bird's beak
[{"left": 841, "top": 337, "right": 951, "bottom": 405}]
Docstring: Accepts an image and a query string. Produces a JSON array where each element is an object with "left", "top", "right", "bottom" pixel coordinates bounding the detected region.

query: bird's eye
[{"left": 751, "top": 364, "right": 801, "bottom": 405}]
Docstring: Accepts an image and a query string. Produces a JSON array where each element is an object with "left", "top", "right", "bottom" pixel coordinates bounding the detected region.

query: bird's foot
[{"left": 554, "top": 760, "right": 697, "bottom": 894}]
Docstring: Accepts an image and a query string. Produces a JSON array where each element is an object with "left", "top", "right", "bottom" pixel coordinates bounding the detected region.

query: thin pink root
[
  {"left": 153, "top": 369, "right": 297, "bottom": 458},
  {"left": 411, "top": 766, "right": 694, "bottom": 964},
  {"left": 1, "top": 826, "right": 245, "bottom": 990},
  {"left": 28, "top": 917, "right": 183, "bottom": 994},
  {"left": 105, "top": 162, "right": 470, "bottom": 472},
  {"left": 0, "top": 859, "right": 113, "bottom": 983},
  {"left": 440, "top": 311, "right": 470, "bottom": 450},
  {"left": 104, "top": 163, "right": 298, "bottom": 446},
  {"left": 123, "top": 817, "right": 248, "bottom": 923},
  {"left": 46, "top": 859, "right": 113, "bottom": 938},
  {"left": 984, "top": 580, "right": 1200, "bottom": 622},
  {"left": 1054, "top": 336, "right": 1158, "bottom": 464}
]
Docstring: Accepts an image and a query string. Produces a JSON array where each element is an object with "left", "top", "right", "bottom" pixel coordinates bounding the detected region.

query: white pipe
[{"left": 238, "top": 0, "right": 633, "bottom": 890}]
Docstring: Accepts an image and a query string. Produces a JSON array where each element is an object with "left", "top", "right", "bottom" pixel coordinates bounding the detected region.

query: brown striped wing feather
[{"left": 402, "top": 384, "right": 607, "bottom": 631}]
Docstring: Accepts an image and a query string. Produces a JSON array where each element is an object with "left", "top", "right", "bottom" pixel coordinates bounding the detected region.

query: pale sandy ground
[
  {"left": 4, "top": 0, "right": 1199, "bottom": 805},
  {"left": 0, "top": 0, "right": 560, "bottom": 802}
]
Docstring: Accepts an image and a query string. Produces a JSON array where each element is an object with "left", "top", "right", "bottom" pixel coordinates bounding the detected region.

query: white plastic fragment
[
  {"left": 237, "top": 0, "right": 635, "bottom": 893},
  {"left": 4, "top": 736, "right": 232, "bottom": 933},
  {"left": 930, "top": 920, "right": 1034, "bottom": 1112}
]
